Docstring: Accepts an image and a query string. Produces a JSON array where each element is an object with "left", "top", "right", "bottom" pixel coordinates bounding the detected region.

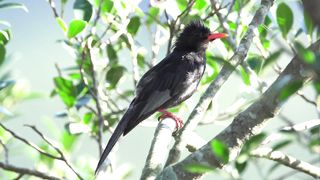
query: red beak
[{"left": 207, "top": 33, "right": 228, "bottom": 41}]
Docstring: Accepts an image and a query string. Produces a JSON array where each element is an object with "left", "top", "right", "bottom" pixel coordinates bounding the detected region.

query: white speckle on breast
[{"left": 180, "top": 80, "right": 198, "bottom": 100}]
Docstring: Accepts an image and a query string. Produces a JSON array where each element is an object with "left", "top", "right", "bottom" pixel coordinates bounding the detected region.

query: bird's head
[{"left": 174, "top": 20, "right": 227, "bottom": 52}]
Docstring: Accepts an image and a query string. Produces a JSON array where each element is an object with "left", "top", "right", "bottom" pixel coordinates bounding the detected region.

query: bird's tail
[{"left": 94, "top": 107, "right": 134, "bottom": 174}]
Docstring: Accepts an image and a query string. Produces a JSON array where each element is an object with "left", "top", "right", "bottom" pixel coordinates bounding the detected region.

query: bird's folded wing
[{"left": 123, "top": 55, "right": 188, "bottom": 135}]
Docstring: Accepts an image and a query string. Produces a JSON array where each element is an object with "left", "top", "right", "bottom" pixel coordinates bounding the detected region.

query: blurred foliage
[{"left": 0, "top": 0, "right": 319, "bottom": 179}]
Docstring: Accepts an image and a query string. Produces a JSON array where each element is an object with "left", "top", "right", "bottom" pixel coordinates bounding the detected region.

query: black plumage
[{"left": 95, "top": 21, "right": 226, "bottom": 174}]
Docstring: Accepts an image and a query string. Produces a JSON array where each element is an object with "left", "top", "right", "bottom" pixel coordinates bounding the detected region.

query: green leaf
[
  {"left": 242, "top": 133, "right": 267, "bottom": 153},
  {"left": 239, "top": 66, "right": 250, "bottom": 86},
  {"left": 106, "top": 65, "right": 126, "bottom": 88},
  {"left": 210, "top": 139, "right": 229, "bottom": 163},
  {"left": 83, "top": 112, "right": 93, "bottom": 124},
  {"left": 295, "top": 42, "right": 315, "bottom": 64},
  {"left": 54, "top": 77, "right": 77, "bottom": 108},
  {"left": 146, "top": 7, "right": 160, "bottom": 25},
  {"left": 276, "top": 3, "right": 293, "bottom": 38},
  {"left": 314, "top": 81, "right": 320, "bottom": 94},
  {"left": 56, "top": 17, "right": 67, "bottom": 33},
  {"left": 176, "top": 0, "right": 188, "bottom": 12},
  {"left": 73, "top": 0, "right": 93, "bottom": 22},
  {"left": 278, "top": 80, "right": 303, "bottom": 101},
  {"left": 127, "top": 16, "right": 141, "bottom": 35},
  {"left": 39, "top": 144, "right": 55, "bottom": 167},
  {"left": 235, "top": 160, "right": 247, "bottom": 174},
  {"left": 0, "top": 43, "right": 5, "bottom": 66},
  {"left": 67, "top": 19, "right": 87, "bottom": 38},
  {"left": 304, "top": 11, "right": 314, "bottom": 35},
  {"left": 184, "top": 164, "right": 213, "bottom": 174},
  {"left": 106, "top": 44, "right": 118, "bottom": 63},
  {"left": 0, "top": 2, "right": 28, "bottom": 12},
  {"left": 101, "top": 0, "right": 113, "bottom": 13},
  {"left": 247, "top": 57, "right": 262, "bottom": 74},
  {"left": 272, "top": 140, "right": 292, "bottom": 150},
  {"left": 194, "top": 0, "right": 206, "bottom": 10},
  {"left": 0, "top": 29, "right": 11, "bottom": 45},
  {"left": 262, "top": 50, "right": 282, "bottom": 69},
  {"left": 137, "top": 53, "right": 145, "bottom": 68},
  {"left": 61, "top": 130, "right": 77, "bottom": 151}
]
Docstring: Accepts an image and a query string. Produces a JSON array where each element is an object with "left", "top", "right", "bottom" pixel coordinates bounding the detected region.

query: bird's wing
[{"left": 123, "top": 52, "right": 189, "bottom": 135}]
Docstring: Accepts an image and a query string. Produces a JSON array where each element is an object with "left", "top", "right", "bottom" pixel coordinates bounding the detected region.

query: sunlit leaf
[
  {"left": 56, "top": 17, "right": 67, "bottom": 33},
  {"left": 278, "top": 80, "right": 303, "bottom": 101},
  {"left": 73, "top": 0, "right": 93, "bottom": 22},
  {"left": 295, "top": 42, "right": 315, "bottom": 64},
  {"left": 176, "top": 0, "right": 188, "bottom": 12},
  {"left": 194, "top": 0, "right": 206, "bottom": 10},
  {"left": 127, "top": 16, "right": 141, "bottom": 35},
  {"left": 0, "top": 29, "right": 11, "bottom": 45},
  {"left": 146, "top": 7, "right": 160, "bottom": 25},
  {"left": 83, "top": 112, "right": 93, "bottom": 124},
  {"left": 184, "top": 164, "right": 213, "bottom": 173},
  {"left": 101, "top": 0, "right": 113, "bottom": 13},
  {"left": 61, "top": 130, "right": 77, "bottom": 151},
  {"left": 67, "top": 19, "right": 87, "bottom": 38},
  {"left": 210, "top": 139, "right": 229, "bottom": 163}
]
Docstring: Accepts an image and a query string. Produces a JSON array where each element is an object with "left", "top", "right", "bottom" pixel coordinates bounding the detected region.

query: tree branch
[
  {"left": 140, "top": 118, "right": 177, "bottom": 180},
  {"left": 250, "top": 147, "right": 320, "bottom": 178},
  {"left": 165, "top": 0, "right": 274, "bottom": 166},
  {"left": 157, "top": 39, "right": 320, "bottom": 179},
  {"left": 0, "top": 162, "right": 60, "bottom": 180}
]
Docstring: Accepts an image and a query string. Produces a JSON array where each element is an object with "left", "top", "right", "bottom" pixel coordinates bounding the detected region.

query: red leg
[{"left": 158, "top": 109, "right": 183, "bottom": 129}]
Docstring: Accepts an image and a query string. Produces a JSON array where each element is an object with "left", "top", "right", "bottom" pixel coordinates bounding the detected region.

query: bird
[{"left": 95, "top": 20, "right": 227, "bottom": 174}]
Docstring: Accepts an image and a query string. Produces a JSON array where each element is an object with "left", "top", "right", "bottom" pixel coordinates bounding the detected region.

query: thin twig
[
  {"left": 0, "top": 162, "right": 60, "bottom": 180},
  {"left": 211, "top": 0, "right": 237, "bottom": 49},
  {"left": 0, "top": 139, "right": 9, "bottom": 164},
  {"left": 297, "top": 91, "right": 317, "bottom": 107},
  {"left": 166, "top": 0, "right": 196, "bottom": 55},
  {"left": 92, "top": 0, "right": 104, "bottom": 28},
  {"left": 251, "top": 147, "right": 320, "bottom": 178},
  {"left": 0, "top": 123, "right": 60, "bottom": 160},
  {"left": 24, "top": 125, "right": 84, "bottom": 180},
  {"left": 48, "top": 0, "right": 59, "bottom": 18},
  {"left": 86, "top": 47, "right": 105, "bottom": 156}
]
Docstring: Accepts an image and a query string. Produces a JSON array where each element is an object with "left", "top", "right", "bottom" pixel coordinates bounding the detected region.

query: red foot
[{"left": 158, "top": 109, "right": 183, "bottom": 129}]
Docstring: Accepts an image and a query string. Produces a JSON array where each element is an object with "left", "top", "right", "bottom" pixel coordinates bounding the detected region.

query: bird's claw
[{"left": 158, "top": 109, "right": 184, "bottom": 130}]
